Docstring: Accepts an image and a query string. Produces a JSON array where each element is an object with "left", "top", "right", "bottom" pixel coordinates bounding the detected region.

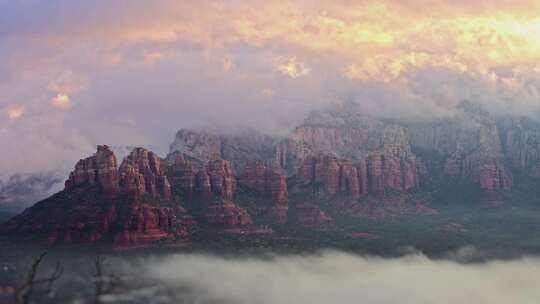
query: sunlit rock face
[
  {"left": 65, "top": 145, "right": 121, "bottom": 196},
  {"left": 119, "top": 148, "right": 172, "bottom": 200}
]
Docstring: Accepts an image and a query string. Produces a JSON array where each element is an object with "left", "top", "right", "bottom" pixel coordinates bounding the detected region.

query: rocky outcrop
[
  {"left": 166, "top": 154, "right": 252, "bottom": 227},
  {"left": 409, "top": 101, "right": 512, "bottom": 191},
  {"left": 167, "top": 154, "right": 197, "bottom": 199},
  {"left": 238, "top": 161, "right": 289, "bottom": 223},
  {"left": 200, "top": 202, "right": 252, "bottom": 226},
  {"left": 275, "top": 105, "right": 417, "bottom": 169},
  {"left": 169, "top": 129, "right": 277, "bottom": 170},
  {"left": 297, "top": 153, "right": 418, "bottom": 197},
  {"left": 499, "top": 117, "right": 540, "bottom": 177},
  {"left": 167, "top": 154, "right": 237, "bottom": 202},
  {"left": 119, "top": 148, "right": 172, "bottom": 200},
  {"left": 275, "top": 104, "right": 421, "bottom": 196},
  {"left": 192, "top": 158, "right": 253, "bottom": 227},
  {"left": 114, "top": 205, "right": 195, "bottom": 248},
  {"left": 65, "top": 145, "right": 120, "bottom": 196}
]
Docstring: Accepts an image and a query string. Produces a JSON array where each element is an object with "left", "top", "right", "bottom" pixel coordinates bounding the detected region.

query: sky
[{"left": 3, "top": 0, "right": 540, "bottom": 177}]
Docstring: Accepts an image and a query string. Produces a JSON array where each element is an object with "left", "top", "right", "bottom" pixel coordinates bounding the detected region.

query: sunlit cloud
[
  {"left": 222, "top": 57, "right": 234, "bottom": 72},
  {"left": 262, "top": 88, "right": 275, "bottom": 97},
  {"left": 6, "top": 106, "right": 24, "bottom": 120},
  {"left": 141, "top": 50, "right": 177, "bottom": 67},
  {"left": 273, "top": 56, "right": 311, "bottom": 78},
  {"left": 52, "top": 93, "right": 71, "bottom": 109}
]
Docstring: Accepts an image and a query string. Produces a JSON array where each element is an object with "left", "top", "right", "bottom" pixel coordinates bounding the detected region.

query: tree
[
  {"left": 13, "top": 252, "right": 63, "bottom": 304},
  {"left": 93, "top": 256, "right": 122, "bottom": 304}
]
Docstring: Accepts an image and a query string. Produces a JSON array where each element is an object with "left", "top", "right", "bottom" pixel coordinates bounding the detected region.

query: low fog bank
[{"left": 98, "top": 250, "right": 540, "bottom": 304}]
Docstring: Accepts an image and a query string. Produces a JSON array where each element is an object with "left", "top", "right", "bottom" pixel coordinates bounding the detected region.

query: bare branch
[
  {"left": 93, "top": 255, "right": 122, "bottom": 304},
  {"left": 13, "top": 252, "right": 63, "bottom": 304}
]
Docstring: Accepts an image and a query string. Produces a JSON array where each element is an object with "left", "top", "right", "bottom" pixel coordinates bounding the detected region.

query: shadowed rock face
[
  {"left": 295, "top": 202, "right": 333, "bottom": 227},
  {"left": 499, "top": 117, "right": 540, "bottom": 178},
  {"left": 169, "top": 129, "right": 277, "bottom": 171},
  {"left": 238, "top": 161, "right": 289, "bottom": 223},
  {"left": 408, "top": 101, "right": 512, "bottom": 191},
  {"left": 166, "top": 154, "right": 252, "bottom": 227},
  {"left": 296, "top": 153, "right": 419, "bottom": 197}
]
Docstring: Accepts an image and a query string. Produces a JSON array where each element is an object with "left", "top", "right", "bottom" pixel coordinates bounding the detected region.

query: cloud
[
  {"left": 6, "top": 106, "right": 24, "bottom": 120},
  {"left": 52, "top": 93, "right": 71, "bottom": 109},
  {"left": 107, "top": 250, "right": 540, "bottom": 304},
  {"left": 4, "top": 0, "right": 540, "bottom": 179},
  {"left": 273, "top": 56, "right": 311, "bottom": 78}
]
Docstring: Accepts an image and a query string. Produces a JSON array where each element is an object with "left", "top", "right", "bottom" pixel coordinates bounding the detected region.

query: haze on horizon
[{"left": 3, "top": 0, "right": 540, "bottom": 178}]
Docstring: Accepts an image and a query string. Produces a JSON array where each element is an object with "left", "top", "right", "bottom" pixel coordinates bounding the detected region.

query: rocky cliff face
[
  {"left": 499, "top": 117, "right": 540, "bottom": 177},
  {"left": 169, "top": 129, "right": 277, "bottom": 170},
  {"left": 65, "top": 145, "right": 121, "bottom": 196},
  {"left": 297, "top": 152, "right": 418, "bottom": 197},
  {"left": 114, "top": 205, "right": 195, "bottom": 249},
  {"left": 409, "top": 102, "right": 512, "bottom": 191},
  {"left": 165, "top": 153, "right": 252, "bottom": 227},
  {"left": 275, "top": 107, "right": 416, "bottom": 169},
  {"left": 119, "top": 148, "right": 172, "bottom": 200},
  {"left": 280, "top": 105, "right": 420, "bottom": 197},
  {"left": 238, "top": 161, "right": 289, "bottom": 223}
]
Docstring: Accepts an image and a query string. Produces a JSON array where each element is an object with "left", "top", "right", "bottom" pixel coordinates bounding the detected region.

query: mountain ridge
[{"left": 4, "top": 102, "right": 540, "bottom": 248}]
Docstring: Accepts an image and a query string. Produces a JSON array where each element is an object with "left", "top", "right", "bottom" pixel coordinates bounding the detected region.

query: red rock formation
[
  {"left": 2, "top": 146, "right": 196, "bottom": 247},
  {"left": 118, "top": 161, "right": 146, "bottom": 197},
  {"left": 201, "top": 202, "right": 253, "bottom": 226},
  {"left": 239, "top": 161, "right": 289, "bottom": 223},
  {"left": 166, "top": 155, "right": 253, "bottom": 227},
  {"left": 297, "top": 153, "right": 418, "bottom": 197},
  {"left": 114, "top": 204, "right": 195, "bottom": 248},
  {"left": 167, "top": 154, "right": 196, "bottom": 199},
  {"left": 195, "top": 159, "right": 252, "bottom": 226},
  {"left": 65, "top": 145, "right": 120, "bottom": 196},
  {"left": 119, "top": 148, "right": 172, "bottom": 200},
  {"left": 409, "top": 101, "right": 512, "bottom": 191},
  {"left": 207, "top": 158, "right": 236, "bottom": 201},
  {"left": 295, "top": 203, "right": 332, "bottom": 226}
]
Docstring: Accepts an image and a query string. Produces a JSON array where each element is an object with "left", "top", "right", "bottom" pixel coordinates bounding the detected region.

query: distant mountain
[{"left": 4, "top": 101, "right": 540, "bottom": 248}]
